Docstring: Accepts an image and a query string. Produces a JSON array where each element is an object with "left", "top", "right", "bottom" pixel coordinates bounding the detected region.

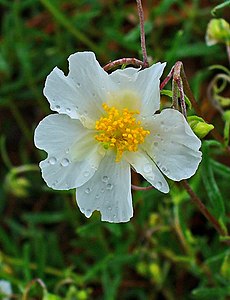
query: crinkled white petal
[
  {"left": 109, "top": 62, "right": 166, "bottom": 116},
  {"left": 76, "top": 152, "right": 133, "bottom": 223},
  {"left": 143, "top": 109, "right": 202, "bottom": 181},
  {"left": 34, "top": 114, "right": 104, "bottom": 189},
  {"left": 44, "top": 52, "right": 114, "bottom": 126},
  {"left": 124, "top": 151, "right": 169, "bottom": 193}
]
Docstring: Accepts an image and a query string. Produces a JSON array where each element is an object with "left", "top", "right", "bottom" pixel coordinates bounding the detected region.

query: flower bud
[
  {"left": 5, "top": 175, "right": 30, "bottom": 198},
  {"left": 188, "top": 116, "right": 214, "bottom": 139},
  {"left": 223, "top": 110, "right": 230, "bottom": 122},
  {"left": 206, "top": 18, "right": 230, "bottom": 46}
]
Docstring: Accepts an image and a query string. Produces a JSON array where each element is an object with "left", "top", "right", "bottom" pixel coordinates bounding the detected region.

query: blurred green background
[{"left": 0, "top": 0, "right": 230, "bottom": 299}]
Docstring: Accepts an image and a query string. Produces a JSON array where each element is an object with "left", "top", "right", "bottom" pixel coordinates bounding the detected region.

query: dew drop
[
  {"left": 52, "top": 180, "right": 58, "bottom": 187},
  {"left": 77, "top": 82, "right": 81, "bottom": 87},
  {"left": 55, "top": 105, "right": 60, "bottom": 111},
  {"left": 61, "top": 158, "right": 70, "bottom": 167},
  {"left": 156, "top": 181, "right": 163, "bottom": 189},
  {"left": 65, "top": 107, "right": 71, "bottom": 113},
  {"left": 85, "top": 187, "right": 91, "bottom": 194},
  {"left": 143, "top": 163, "right": 152, "bottom": 173},
  {"left": 162, "top": 166, "right": 167, "bottom": 173},
  {"left": 65, "top": 148, "right": 69, "bottom": 154},
  {"left": 85, "top": 209, "right": 92, "bottom": 217},
  {"left": 102, "top": 176, "right": 109, "bottom": 183},
  {"left": 106, "top": 183, "right": 113, "bottom": 190},
  {"left": 84, "top": 171, "right": 90, "bottom": 177},
  {"left": 49, "top": 157, "right": 57, "bottom": 165},
  {"left": 108, "top": 206, "right": 112, "bottom": 210},
  {"left": 95, "top": 194, "right": 100, "bottom": 199},
  {"left": 101, "top": 188, "right": 105, "bottom": 193}
]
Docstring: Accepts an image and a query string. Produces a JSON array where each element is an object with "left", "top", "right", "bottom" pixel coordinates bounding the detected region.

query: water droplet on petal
[
  {"left": 85, "top": 209, "right": 92, "bottom": 217},
  {"left": 156, "top": 181, "right": 163, "bottom": 189},
  {"left": 106, "top": 183, "right": 113, "bottom": 190},
  {"left": 143, "top": 163, "right": 152, "bottom": 173},
  {"left": 108, "top": 206, "right": 112, "bottom": 210},
  {"left": 55, "top": 105, "right": 60, "bottom": 111},
  {"left": 65, "top": 107, "right": 71, "bottom": 113},
  {"left": 85, "top": 187, "right": 91, "bottom": 194},
  {"left": 49, "top": 157, "right": 57, "bottom": 165},
  {"left": 77, "top": 82, "right": 81, "bottom": 87},
  {"left": 65, "top": 148, "right": 69, "bottom": 154},
  {"left": 162, "top": 166, "right": 167, "bottom": 173},
  {"left": 102, "top": 176, "right": 109, "bottom": 183},
  {"left": 101, "top": 188, "right": 105, "bottom": 193},
  {"left": 61, "top": 158, "right": 70, "bottom": 167},
  {"left": 84, "top": 171, "right": 90, "bottom": 177},
  {"left": 95, "top": 194, "right": 100, "bottom": 199}
]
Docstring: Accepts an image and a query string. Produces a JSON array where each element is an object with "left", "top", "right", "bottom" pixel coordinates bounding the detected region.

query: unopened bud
[
  {"left": 5, "top": 176, "right": 30, "bottom": 198},
  {"left": 188, "top": 116, "right": 214, "bottom": 139},
  {"left": 206, "top": 18, "right": 230, "bottom": 46}
]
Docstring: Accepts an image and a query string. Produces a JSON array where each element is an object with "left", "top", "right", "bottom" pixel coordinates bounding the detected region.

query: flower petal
[
  {"left": 34, "top": 114, "right": 104, "bottom": 189},
  {"left": 124, "top": 151, "right": 169, "bottom": 193},
  {"left": 44, "top": 52, "right": 114, "bottom": 126},
  {"left": 109, "top": 62, "right": 166, "bottom": 116},
  {"left": 76, "top": 152, "right": 133, "bottom": 223},
  {"left": 144, "top": 109, "right": 202, "bottom": 181}
]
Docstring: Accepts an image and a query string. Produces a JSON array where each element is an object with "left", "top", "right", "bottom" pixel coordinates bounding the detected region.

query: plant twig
[
  {"left": 182, "top": 180, "right": 229, "bottom": 240},
  {"left": 160, "top": 66, "right": 174, "bottom": 90},
  {"left": 131, "top": 184, "right": 154, "bottom": 191},
  {"left": 103, "top": 58, "right": 144, "bottom": 71},
  {"left": 136, "top": 0, "right": 149, "bottom": 68}
]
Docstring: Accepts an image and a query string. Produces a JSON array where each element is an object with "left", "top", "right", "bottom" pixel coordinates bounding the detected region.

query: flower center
[{"left": 95, "top": 103, "right": 150, "bottom": 161}]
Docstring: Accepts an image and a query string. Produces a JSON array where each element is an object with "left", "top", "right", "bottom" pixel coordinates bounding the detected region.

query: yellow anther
[{"left": 95, "top": 103, "right": 150, "bottom": 161}]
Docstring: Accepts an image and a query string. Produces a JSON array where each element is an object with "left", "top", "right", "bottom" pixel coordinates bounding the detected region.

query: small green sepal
[{"left": 188, "top": 116, "right": 214, "bottom": 139}]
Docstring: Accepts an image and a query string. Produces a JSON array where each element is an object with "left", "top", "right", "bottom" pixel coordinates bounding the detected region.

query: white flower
[
  {"left": 34, "top": 51, "right": 202, "bottom": 223},
  {"left": 0, "top": 280, "right": 12, "bottom": 300}
]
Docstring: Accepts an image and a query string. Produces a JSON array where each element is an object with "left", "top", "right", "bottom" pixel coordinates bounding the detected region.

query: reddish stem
[
  {"left": 131, "top": 184, "right": 154, "bottom": 191},
  {"left": 136, "top": 0, "right": 149, "bottom": 68},
  {"left": 160, "top": 66, "right": 174, "bottom": 90},
  {"left": 103, "top": 58, "right": 144, "bottom": 72}
]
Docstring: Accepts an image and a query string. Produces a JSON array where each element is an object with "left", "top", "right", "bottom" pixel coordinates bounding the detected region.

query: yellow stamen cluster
[{"left": 95, "top": 103, "right": 150, "bottom": 161}]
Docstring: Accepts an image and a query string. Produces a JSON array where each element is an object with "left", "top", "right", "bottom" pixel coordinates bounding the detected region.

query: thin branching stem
[
  {"left": 182, "top": 180, "right": 229, "bottom": 240},
  {"left": 160, "top": 66, "right": 174, "bottom": 90},
  {"left": 131, "top": 184, "right": 154, "bottom": 191},
  {"left": 136, "top": 0, "right": 149, "bottom": 68},
  {"left": 103, "top": 58, "right": 144, "bottom": 71}
]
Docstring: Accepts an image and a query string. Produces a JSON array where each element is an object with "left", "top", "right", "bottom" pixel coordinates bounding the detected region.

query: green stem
[
  {"left": 182, "top": 180, "right": 229, "bottom": 241},
  {"left": 8, "top": 100, "right": 31, "bottom": 143}
]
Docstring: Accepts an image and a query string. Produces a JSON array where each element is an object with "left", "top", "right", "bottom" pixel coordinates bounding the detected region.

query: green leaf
[
  {"left": 192, "top": 286, "right": 230, "bottom": 299},
  {"left": 161, "top": 89, "right": 192, "bottom": 109},
  {"left": 201, "top": 141, "right": 226, "bottom": 220}
]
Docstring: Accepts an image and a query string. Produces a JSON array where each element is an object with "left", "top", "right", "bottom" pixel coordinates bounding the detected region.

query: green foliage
[{"left": 0, "top": 0, "right": 230, "bottom": 299}]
